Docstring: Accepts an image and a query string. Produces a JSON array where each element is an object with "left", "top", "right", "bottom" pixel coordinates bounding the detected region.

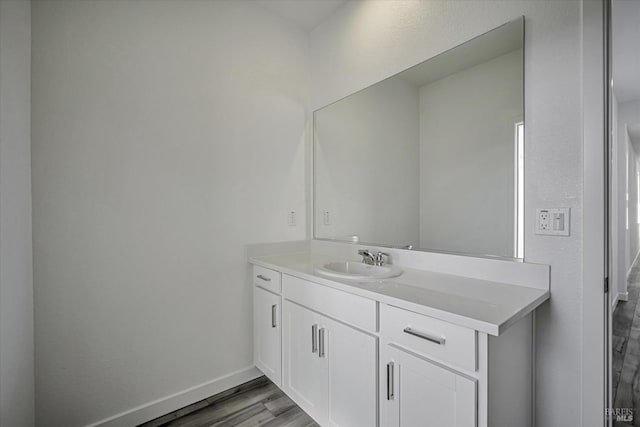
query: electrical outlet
[
  {"left": 538, "top": 210, "right": 550, "bottom": 231},
  {"left": 287, "top": 211, "right": 296, "bottom": 227},
  {"left": 536, "top": 208, "right": 570, "bottom": 236}
]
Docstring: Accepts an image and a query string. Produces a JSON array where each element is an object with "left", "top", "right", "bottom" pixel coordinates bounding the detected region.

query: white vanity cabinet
[
  {"left": 380, "top": 304, "right": 533, "bottom": 427},
  {"left": 282, "top": 275, "right": 377, "bottom": 427},
  {"left": 380, "top": 304, "right": 477, "bottom": 427},
  {"left": 249, "top": 256, "right": 542, "bottom": 427},
  {"left": 252, "top": 266, "right": 282, "bottom": 386},
  {"left": 381, "top": 345, "right": 476, "bottom": 427}
]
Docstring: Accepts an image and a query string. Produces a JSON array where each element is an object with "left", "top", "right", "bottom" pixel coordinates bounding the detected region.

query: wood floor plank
[
  {"left": 205, "top": 377, "right": 271, "bottom": 406},
  {"left": 163, "top": 383, "right": 281, "bottom": 427},
  {"left": 139, "top": 375, "right": 319, "bottom": 427},
  {"left": 614, "top": 299, "right": 638, "bottom": 337},
  {"left": 615, "top": 360, "right": 637, "bottom": 411},
  {"left": 614, "top": 334, "right": 629, "bottom": 401},
  {"left": 260, "top": 407, "right": 318, "bottom": 427},
  {"left": 612, "top": 271, "right": 640, "bottom": 422},
  {"left": 208, "top": 402, "right": 275, "bottom": 427},
  {"left": 139, "top": 376, "right": 321, "bottom": 427},
  {"left": 141, "top": 400, "right": 211, "bottom": 427},
  {"left": 139, "top": 377, "right": 271, "bottom": 427},
  {"left": 263, "top": 394, "right": 297, "bottom": 417},
  {"left": 614, "top": 285, "right": 640, "bottom": 425}
]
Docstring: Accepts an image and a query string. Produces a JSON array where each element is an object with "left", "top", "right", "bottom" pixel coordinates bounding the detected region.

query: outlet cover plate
[{"left": 536, "top": 208, "right": 570, "bottom": 236}]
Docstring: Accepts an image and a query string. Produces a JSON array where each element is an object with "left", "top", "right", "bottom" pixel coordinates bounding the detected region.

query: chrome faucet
[{"left": 358, "top": 249, "right": 389, "bottom": 266}]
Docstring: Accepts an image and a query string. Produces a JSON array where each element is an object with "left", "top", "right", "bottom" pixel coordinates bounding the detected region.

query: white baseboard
[
  {"left": 627, "top": 250, "right": 640, "bottom": 281},
  {"left": 612, "top": 291, "right": 630, "bottom": 310},
  {"left": 86, "top": 366, "right": 261, "bottom": 427}
]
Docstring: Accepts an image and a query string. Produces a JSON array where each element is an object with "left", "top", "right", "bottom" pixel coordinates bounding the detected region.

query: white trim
[
  {"left": 581, "top": 0, "right": 607, "bottom": 425},
  {"left": 85, "top": 366, "right": 261, "bottom": 427},
  {"left": 611, "top": 291, "right": 628, "bottom": 311},
  {"left": 515, "top": 121, "right": 525, "bottom": 259},
  {"left": 612, "top": 292, "right": 620, "bottom": 310}
]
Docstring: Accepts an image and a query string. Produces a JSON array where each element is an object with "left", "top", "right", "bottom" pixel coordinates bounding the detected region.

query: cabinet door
[
  {"left": 326, "top": 317, "right": 377, "bottom": 427},
  {"left": 254, "top": 286, "right": 281, "bottom": 386},
  {"left": 381, "top": 345, "right": 476, "bottom": 427},
  {"left": 282, "top": 300, "right": 328, "bottom": 424}
]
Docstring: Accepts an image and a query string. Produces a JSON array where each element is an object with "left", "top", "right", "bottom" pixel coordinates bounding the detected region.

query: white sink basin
[{"left": 315, "top": 261, "right": 403, "bottom": 280}]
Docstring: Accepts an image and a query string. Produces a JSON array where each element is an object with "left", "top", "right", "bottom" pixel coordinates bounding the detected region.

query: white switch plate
[
  {"left": 536, "top": 208, "right": 570, "bottom": 236},
  {"left": 287, "top": 211, "right": 296, "bottom": 227},
  {"left": 323, "top": 210, "right": 331, "bottom": 226}
]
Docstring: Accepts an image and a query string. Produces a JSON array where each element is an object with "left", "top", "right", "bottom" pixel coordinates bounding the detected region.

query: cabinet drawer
[
  {"left": 253, "top": 265, "right": 281, "bottom": 294},
  {"left": 283, "top": 274, "right": 377, "bottom": 332},
  {"left": 381, "top": 304, "right": 477, "bottom": 372}
]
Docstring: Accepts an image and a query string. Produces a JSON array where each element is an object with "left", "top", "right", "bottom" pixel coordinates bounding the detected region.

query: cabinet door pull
[
  {"left": 403, "top": 327, "right": 445, "bottom": 345},
  {"left": 311, "top": 324, "right": 318, "bottom": 353},
  {"left": 271, "top": 304, "right": 277, "bottom": 328},
  {"left": 256, "top": 274, "right": 271, "bottom": 282},
  {"left": 387, "top": 361, "right": 394, "bottom": 400},
  {"left": 318, "top": 328, "right": 325, "bottom": 358}
]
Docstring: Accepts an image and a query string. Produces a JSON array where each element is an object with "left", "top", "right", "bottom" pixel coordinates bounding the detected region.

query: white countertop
[{"left": 249, "top": 252, "right": 549, "bottom": 336}]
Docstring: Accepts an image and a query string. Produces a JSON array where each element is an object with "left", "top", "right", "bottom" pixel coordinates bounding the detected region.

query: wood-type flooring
[
  {"left": 613, "top": 262, "right": 640, "bottom": 426},
  {"left": 138, "top": 376, "right": 318, "bottom": 427}
]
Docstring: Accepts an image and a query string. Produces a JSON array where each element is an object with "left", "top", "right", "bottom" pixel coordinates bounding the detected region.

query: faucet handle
[
  {"left": 375, "top": 252, "right": 390, "bottom": 266},
  {"left": 358, "top": 249, "right": 375, "bottom": 265}
]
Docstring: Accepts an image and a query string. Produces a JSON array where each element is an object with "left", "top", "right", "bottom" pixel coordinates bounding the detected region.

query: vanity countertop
[{"left": 249, "top": 252, "right": 549, "bottom": 336}]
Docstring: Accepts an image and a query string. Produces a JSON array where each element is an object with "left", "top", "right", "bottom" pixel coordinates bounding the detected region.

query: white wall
[
  {"left": 611, "top": 95, "right": 640, "bottom": 305},
  {"left": 627, "top": 137, "right": 640, "bottom": 273},
  {"left": 310, "top": 2, "right": 584, "bottom": 426},
  {"left": 627, "top": 100, "right": 640, "bottom": 279},
  {"left": 419, "top": 49, "right": 522, "bottom": 257},
  {"left": 0, "top": 1, "right": 34, "bottom": 426},
  {"left": 314, "top": 77, "right": 420, "bottom": 246},
  {"left": 612, "top": 91, "right": 626, "bottom": 304},
  {"left": 31, "top": 1, "right": 308, "bottom": 425}
]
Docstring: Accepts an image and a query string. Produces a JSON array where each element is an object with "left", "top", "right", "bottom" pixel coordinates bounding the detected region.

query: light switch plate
[
  {"left": 323, "top": 210, "right": 331, "bottom": 226},
  {"left": 287, "top": 211, "right": 296, "bottom": 227},
  {"left": 536, "top": 208, "right": 570, "bottom": 236}
]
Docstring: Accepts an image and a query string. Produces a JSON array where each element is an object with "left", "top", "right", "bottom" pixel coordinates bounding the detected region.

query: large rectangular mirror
[{"left": 314, "top": 18, "right": 524, "bottom": 259}]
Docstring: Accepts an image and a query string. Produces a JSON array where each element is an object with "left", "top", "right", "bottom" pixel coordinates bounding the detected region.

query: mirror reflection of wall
[
  {"left": 314, "top": 77, "right": 421, "bottom": 248},
  {"left": 314, "top": 18, "right": 524, "bottom": 259}
]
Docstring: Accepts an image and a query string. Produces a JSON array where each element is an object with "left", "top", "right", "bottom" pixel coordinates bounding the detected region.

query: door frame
[{"left": 582, "top": 0, "right": 609, "bottom": 426}]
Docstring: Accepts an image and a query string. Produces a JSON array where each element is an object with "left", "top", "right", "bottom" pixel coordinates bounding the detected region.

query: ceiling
[
  {"left": 254, "top": 0, "right": 346, "bottom": 32},
  {"left": 400, "top": 18, "right": 522, "bottom": 88},
  {"left": 612, "top": 0, "right": 640, "bottom": 104}
]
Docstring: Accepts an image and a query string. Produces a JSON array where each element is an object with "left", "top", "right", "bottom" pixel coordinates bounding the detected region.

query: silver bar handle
[
  {"left": 271, "top": 304, "right": 277, "bottom": 328},
  {"left": 387, "top": 361, "right": 394, "bottom": 400},
  {"left": 318, "top": 328, "right": 325, "bottom": 358},
  {"left": 311, "top": 324, "right": 318, "bottom": 353},
  {"left": 256, "top": 274, "right": 271, "bottom": 282},
  {"left": 403, "top": 327, "right": 445, "bottom": 345}
]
